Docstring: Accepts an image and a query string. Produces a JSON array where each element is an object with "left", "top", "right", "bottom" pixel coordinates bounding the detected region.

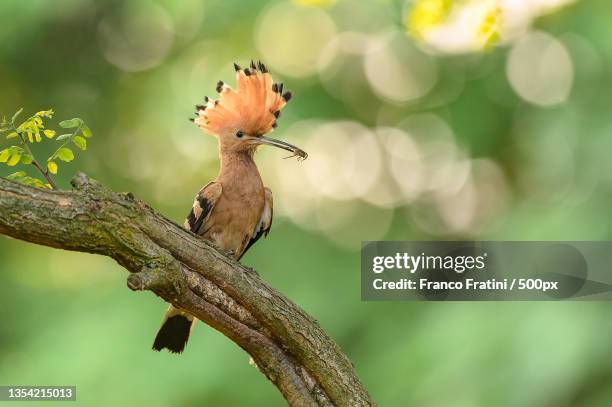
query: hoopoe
[{"left": 152, "top": 60, "right": 307, "bottom": 353}]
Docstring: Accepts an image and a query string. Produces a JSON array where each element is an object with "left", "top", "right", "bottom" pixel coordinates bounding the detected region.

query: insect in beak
[{"left": 249, "top": 136, "right": 308, "bottom": 161}]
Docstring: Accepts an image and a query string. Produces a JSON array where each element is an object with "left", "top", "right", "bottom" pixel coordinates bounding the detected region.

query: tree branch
[{"left": 0, "top": 173, "right": 375, "bottom": 407}]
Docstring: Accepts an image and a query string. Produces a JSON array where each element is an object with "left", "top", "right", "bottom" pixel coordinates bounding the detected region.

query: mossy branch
[{"left": 0, "top": 173, "right": 375, "bottom": 407}]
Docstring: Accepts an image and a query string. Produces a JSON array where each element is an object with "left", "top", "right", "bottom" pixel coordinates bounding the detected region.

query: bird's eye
[{"left": 236, "top": 131, "right": 245, "bottom": 138}]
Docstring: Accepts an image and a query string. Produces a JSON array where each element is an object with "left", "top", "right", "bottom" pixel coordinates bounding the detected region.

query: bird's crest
[{"left": 192, "top": 61, "right": 292, "bottom": 136}]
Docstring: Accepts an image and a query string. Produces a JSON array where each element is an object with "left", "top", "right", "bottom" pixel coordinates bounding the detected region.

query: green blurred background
[{"left": 2, "top": 0, "right": 612, "bottom": 405}]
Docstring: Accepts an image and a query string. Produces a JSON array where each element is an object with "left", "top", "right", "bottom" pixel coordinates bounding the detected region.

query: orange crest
[{"left": 192, "top": 61, "right": 292, "bottom": 136}]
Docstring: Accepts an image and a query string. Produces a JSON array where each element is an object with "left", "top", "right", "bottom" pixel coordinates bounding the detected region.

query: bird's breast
[{"left": 202, "top": 181, "right": 265, "bottom": 258}]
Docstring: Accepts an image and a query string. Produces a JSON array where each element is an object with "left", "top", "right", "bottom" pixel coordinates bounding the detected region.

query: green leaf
[
  {"left": 0, "top": 149, "right": 10, "bottom": 163},
  {"left": 20, "top": 154, "right": 33, "bottom": 165},
  {"left": 81, "top": 124, "right": 92, "bottom": 138},
  {"left": 47, "top": 161, "right": 58, "bottom": 174},
  {"left": 56, "top": 133, "right": 72, "bottom": 141},
  {"left": 0, "top": 117, "right": 9, "bottom": 132},
  {"left": 36, "top": 109, "right": 54, "bottom": 118},
  {"left": 6, "top": 132, "right": 18, "bottom": 139},
  {"left": 21, "top": 176, "right": 45, "bottom": 188},
  {"left": 6, "top": 171, "right": 26, "bottom": 180},
  {"left": 7, "top": 151, "right": 22, "bottom": 166},
  {"left": 73, "top": 135, "right": 87, "bottom": 150},
  {"left": 23, "top": 178, "right": 36, "bottom": 187},
  {"left": 59, "top": 118, "right": 83, "bottom": 129},
  {"left": 57, "top": 147, "right": 74, "bottom": 162},
  {"left": 32, "top": 178, "right": 48, "bottom": 189},
  {"left": 43, "top": 129, "right": 56, "bottom": 138},
  {"left": 6, "top": 171, "right": 49, "bottom": 189},
  {"left": 11, "top": 108, "right": 23, "bottom": 123}
]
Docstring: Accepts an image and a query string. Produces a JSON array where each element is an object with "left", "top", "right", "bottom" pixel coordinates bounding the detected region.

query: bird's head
[{"left": 191, "top": 61, "right": 307, "bottom": 160}]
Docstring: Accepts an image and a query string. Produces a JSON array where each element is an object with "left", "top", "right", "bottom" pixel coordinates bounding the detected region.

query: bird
[{"left": 152, "top": 60, "right": 307, "bottom": 354}]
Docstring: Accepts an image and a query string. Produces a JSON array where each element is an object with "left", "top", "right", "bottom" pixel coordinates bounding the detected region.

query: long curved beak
[{"left": 250, "top": 136, "right": 308, "bottom": 160}]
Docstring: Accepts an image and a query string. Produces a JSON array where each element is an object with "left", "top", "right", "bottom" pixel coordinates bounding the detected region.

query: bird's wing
[
  {"left": 184, "top": 181, "right": 223, "bottom": 235},
  {"left": 239, "top": 187, "right": 273, "bottom": 259}
]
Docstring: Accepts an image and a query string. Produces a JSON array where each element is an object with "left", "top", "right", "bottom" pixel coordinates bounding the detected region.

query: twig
[
  {"left": 16, "top": 133, "right": 58, "bottom": 190},
  {"left": 30, "top": 159, "right": 58, "bottom": 190}
]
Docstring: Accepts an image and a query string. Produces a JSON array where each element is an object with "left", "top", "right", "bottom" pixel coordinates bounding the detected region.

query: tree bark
[{"left": 0, "top": 173, "right": 375, "bottom": 407}]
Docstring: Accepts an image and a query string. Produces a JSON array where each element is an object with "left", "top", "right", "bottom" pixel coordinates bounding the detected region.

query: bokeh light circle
[
  {"left": 364, "top": 31, "right": 438, "bottom": 103},
  {"left": 97, "top": 2, "right": 175, "bottom": 72},
  {"left": 506, "top": 31, "right": 574, "bottom": 106},
  {"left": 379, "top": 127, "right": 424, "bottom": 203},
  {"left": 256, "top": 2, "right": 337, "bottom": 78}
]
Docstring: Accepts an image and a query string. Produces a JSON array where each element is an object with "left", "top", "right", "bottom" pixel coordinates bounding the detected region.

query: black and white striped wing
[
  {"left": 185, "top": 181, "right": 222, "bottom": 235},
  {"left": 240, "top": 187, "right": 273, "bottom": 259}
]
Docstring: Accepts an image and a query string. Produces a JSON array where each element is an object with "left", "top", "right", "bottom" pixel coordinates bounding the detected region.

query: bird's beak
[{"left": 250, "top": 136, "right": 308, "bottom": 160}]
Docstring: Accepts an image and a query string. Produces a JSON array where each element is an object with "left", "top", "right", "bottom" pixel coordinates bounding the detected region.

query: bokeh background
[{"left": 1, "top": 0, "right": 612, "bottom": 405}]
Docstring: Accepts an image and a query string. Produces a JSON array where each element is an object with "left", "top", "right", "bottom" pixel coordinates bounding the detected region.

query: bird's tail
[{"left": 152, "top": 305, "right": 196, "bottom": 354}]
